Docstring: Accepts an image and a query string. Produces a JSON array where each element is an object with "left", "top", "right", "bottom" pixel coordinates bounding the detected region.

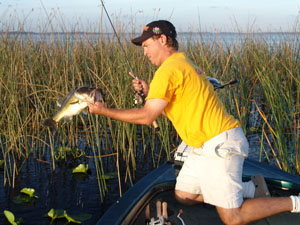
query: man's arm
[{"left": 87, "top": 98, "right": 168, "bottom": 126}]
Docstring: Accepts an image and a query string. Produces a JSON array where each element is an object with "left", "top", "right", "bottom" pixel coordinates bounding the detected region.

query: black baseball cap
[{"left": 131, "top": 20, "right": 177, "bottom": 46}]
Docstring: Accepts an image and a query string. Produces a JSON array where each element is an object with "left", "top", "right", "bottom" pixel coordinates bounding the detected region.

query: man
[{"left": 87, "top": 20, "right": 300, "bottom": 225}]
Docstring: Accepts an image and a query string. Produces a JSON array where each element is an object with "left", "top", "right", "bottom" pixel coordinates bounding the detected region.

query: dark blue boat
[{"left": 97, "top": 159, "right": 300, "bottom": 225}]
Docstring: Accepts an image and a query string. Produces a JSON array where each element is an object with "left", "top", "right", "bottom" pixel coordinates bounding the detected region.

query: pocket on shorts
[
  {"left": 215, "top": 135, "right": 249, "bottom": 158},
  {"left": 228, "top": 128, "right": 249, "bottom": 156}
]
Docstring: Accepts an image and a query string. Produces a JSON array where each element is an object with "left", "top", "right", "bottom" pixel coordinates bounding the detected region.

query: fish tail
[{"left": 43, "top": 118, "right": 58, "bottom": 130}]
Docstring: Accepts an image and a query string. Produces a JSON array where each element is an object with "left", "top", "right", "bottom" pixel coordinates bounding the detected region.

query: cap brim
[{"left": 131, "top": 33, "right": 153, "bottom": 46}]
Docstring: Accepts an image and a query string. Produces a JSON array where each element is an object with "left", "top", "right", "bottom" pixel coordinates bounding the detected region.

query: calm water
[
  {"left": 3, "top": 31, "right": 299, "bottom": 46},
  {"left": 0, "top": 135, "right": 264, "bottom": 225},
  {"left": 0, "top": 153, "right": 111, "bottom": 224},
  {"left": 0, "top": 132, "right": 159, "bottom": 225}
]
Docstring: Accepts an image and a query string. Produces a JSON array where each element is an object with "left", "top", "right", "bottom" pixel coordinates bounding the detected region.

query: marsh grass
[{"left": 0, "top": 21, "right": 299, "bottom": 201}]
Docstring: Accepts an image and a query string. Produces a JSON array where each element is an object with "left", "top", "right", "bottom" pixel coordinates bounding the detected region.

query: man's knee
[
  {"left": 174, "top": 189, "right": 204, "bottom": 205},
  {"left": 216, "top": 206, "right": 243, "bottom": 225},
  {"left": 174, "top": 190, "right": 187, "bottom": 204}
]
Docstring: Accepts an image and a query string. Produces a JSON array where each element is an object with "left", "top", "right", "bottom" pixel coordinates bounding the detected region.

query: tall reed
[{"left": 0, "top": 21, "right": 299, "bottom": 201}]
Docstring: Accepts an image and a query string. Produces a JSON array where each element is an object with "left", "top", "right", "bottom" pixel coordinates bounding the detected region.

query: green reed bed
[{"left": 0, "top": 29, "right": 299, "bottom": 201}]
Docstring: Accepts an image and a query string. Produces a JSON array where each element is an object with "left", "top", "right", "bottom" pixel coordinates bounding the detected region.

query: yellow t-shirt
[{"left": 146, "top": 52, "right": 240, "bottom": 148}]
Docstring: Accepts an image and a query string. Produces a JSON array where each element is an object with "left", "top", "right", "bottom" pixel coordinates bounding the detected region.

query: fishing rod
[
  {"left": 213, "top": 79, "right": 238, "bottom": 90},
  {"left": 100, "top": 0, "right": 136, "bottom": 78},
  {"left": 99, "top": 0, "right": 158, "bottom": 129}
]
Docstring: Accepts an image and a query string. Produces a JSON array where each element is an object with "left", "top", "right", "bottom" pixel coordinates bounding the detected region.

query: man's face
[{"left": 142, "top": 36, "right": 164, "bottom": 66}]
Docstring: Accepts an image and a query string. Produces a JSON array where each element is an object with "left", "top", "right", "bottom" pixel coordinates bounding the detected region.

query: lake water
[
  {"left": 0, "top": 128, "right": 161, "bottom": 225},
  {"left": 0, "top": 134, "right": 265, "bottom": 225},
  {"left": 3, "top": 31, "right": 299, "bottom": 46}
]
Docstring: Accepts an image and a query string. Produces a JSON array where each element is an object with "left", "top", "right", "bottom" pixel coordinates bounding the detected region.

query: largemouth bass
[{"left": 43, "top": 87, "right": 103, "bottom": 130}]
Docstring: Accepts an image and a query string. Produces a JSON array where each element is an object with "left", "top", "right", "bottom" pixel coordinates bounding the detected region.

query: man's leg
[
  {"left": 216, "top": 197, "right": 292, "bottom": 225},
  {"left": 174, "top": 189, "right": 204, "bottom": 205},
  {"left": 175, "top": 189, "right": 299, "bottom": 225},
  {"left": 174, "top": 183, "right": 258, "bottom": 206}
]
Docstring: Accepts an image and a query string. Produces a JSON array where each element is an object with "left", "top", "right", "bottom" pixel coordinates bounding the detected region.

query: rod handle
[
  {"left": 145, "top": 204, "right": 150, "bottom": 220},
  {"left": 162, "top": 202, "right": 168, "bottom": 219},
  {"left": 156, "top": 200, "right": 162, "bottom": 217},
  {"left": 152, "top": 120, "right": 159, "bottom": 130}
]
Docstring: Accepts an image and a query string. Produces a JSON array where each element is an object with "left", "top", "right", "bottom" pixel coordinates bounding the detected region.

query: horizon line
[{"left": 1, "top": 31, "right": 299, "bottom": 35}]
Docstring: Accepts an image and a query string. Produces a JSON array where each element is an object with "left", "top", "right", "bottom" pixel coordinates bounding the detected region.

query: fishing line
[
  {"left": 99, "top": 0, "right": 159, "bottom": 129},
  {"left": 100, "top": 0, "right": 136, "bottom": 78},
  {"left": 99, "top": 0, "right": 148, "bottom": 106}
]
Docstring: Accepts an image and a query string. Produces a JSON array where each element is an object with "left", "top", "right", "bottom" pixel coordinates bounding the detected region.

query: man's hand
[
  {"left": 129, "top": 72, "right": 149, "bottom": 97},
  {"left": 87, "top": 101, "right": 105, "bottom": 115}
]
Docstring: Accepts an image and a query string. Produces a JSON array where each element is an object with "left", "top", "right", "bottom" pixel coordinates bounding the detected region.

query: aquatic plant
[
  {"left": 55, "top": 146, "right": 86, "bottom": 160},
  {"left": 72, "top": 163, "right": 89, "bottom": 174},
  {"left": 46, "top": 208, "right": 92, "bottom": 224},
  {"left": 13, "top": 188, "right": 38, "bottom": 206},
  {"left": 47, "top": 208, "right": 65, "bottom": 223},
  {"left": 4, "top": 210, "right": 23, "bottom": 225},
  {"left": 20, "top": 188, "right": 38, "bottom": 198},
  {"left": 102, "top": 172, "right": 118, "bottom": 180}
]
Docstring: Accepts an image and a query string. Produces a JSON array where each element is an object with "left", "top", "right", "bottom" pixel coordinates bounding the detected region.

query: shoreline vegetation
[
  {"left": 2, "top": 31, "right": 300, "bottom": 35},
  {"left": 0, "top": 22, "right": 299, "bottom": 202}
]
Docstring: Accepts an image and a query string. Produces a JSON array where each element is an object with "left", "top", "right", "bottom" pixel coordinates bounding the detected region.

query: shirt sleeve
[{"left": 146, "top": 65, "right": 180, "bottom": 102}]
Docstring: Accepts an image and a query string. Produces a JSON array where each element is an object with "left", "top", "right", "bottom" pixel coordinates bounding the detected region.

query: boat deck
[
  {"left": 134, "top": 189, "right": 223, "bottom": 224},
  {"left": 96, "top": 160, "right": 300, "bottom": 225},
  {"left": 134, "top": 189, "right": 300, "bottom": 225}
]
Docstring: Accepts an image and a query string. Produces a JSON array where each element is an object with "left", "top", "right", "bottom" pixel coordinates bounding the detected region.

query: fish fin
[
  {"left": 82, "top": 108, "right": 88, "bottom": 115},
  {"left": 69, "top": 100, "right": 80, "bottom": 105},
  {"left": 56, "top": 98, "right": 64, "bottom": 108},
  {"left": 43, "top": 118, "right": 58, "bottom": 130},
  {"left": 56, "top": 98, "right": 79, "bottom": 107},
  {"left": 63, "top": 116, "right": 73, "bottom": 123}
]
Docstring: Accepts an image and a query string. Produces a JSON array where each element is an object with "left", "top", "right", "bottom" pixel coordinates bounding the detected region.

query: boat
[{"left": 96, "top": 158, "right": 300, "bottom": 225}]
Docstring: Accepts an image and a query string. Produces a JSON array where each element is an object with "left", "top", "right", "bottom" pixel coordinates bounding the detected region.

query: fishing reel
[
  {"left": 134, "top": 91, "right": 145, "bottom": 106},
  {"left": 133, "top": 89, "right": 160, "bottom": 130}
]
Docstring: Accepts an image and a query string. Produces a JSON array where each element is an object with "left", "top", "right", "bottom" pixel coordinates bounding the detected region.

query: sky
[{"left": 0, "top": 0, "right": 299, "bottom": 32}]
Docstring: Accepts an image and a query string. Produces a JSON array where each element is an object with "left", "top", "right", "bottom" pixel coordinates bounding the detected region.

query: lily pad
[
  {"left": 13, "top": 195, "right": 35, "bottom": 206},
  {"left": 47, "top": 208, "right": 65, "bottom": 219},
  {"left": 64, "top": 210, "right": 82, "bottom": 224},
  {"left": 68, "top": 213, "right": 92, "bottom": 222},
  {"left": 45, "top": 208, "right": 91, "bottom": 224},
  {"left": 20, "top": 188, "right": 38, "bottom": 198},
  {"left": 72, "top": 164, "right": 89, "bottom": 174},
  {"left": 4, "top": 210, "right": 23, "bottom": 225},
  {"left": 4, "top": 210, "right": 17, "bottom": 225}
]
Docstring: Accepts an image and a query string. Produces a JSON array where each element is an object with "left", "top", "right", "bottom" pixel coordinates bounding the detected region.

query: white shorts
[{"left": 175, "top": 127, "right": 249, "bottom": 209}]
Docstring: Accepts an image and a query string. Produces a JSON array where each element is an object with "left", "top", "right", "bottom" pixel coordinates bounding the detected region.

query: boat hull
[{"left": 96, "top": 159, "right": 300, "bottom": 225}]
